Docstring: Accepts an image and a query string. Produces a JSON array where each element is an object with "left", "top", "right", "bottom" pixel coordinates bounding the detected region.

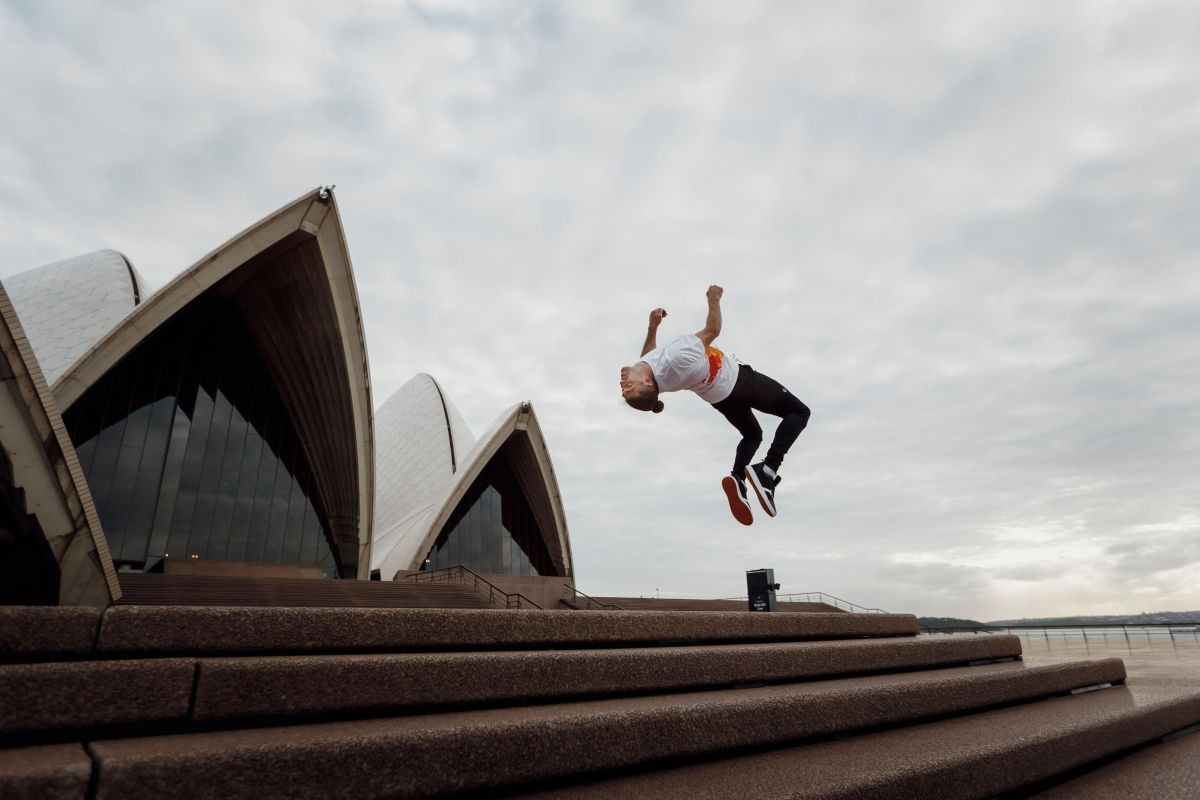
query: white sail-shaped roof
[
  {"left": 371, "top": 373, "right": 475, "bottom": 574},
  {"left": 373, "top": 399, "right": 573, "bottom": 581},
  {"left": 3, "top": 250, "right": 146, "bottom": 383},
  {"left": 44, "top": 189, "right": 376, "bottom": 578}
]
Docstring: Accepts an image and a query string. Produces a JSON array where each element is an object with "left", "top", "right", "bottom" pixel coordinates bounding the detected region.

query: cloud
[{"left": 2, "top": 0, "right": 1200, "bottom": 619}]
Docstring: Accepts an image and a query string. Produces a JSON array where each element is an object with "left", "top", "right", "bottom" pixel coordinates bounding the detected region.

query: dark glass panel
[
  {"left": 227, "top": 423, "right": 263, "bottom": 562},
  {"left": 88, "top": 423, "right": 123, "bottom": 511},
  {"left": 209, "top": 402, "right": 248, "bottom": 561},
  {"left": 74, "top": 438, "right": 96, "bottom": 475},
  {"left": 281, "top": 474, "right": 307, "bottom": 563},
  {"left": 265, "top": 441, "right": 293, "bottom": 563},
  {"left": 133, "top": 396, "right": 175, "bottom": 537},
  {"left": 63, "top": 293, "right": 338, "bottom": 574},
  {"left": 469, "top": 497, "right": 483, "bottom": 571},
  {"left": 169, "top": 385, "right": 213, "bottom": 559},
  {"left": 432, "top": 533, "right": 446, "bottom": 570},
  {"left": 299, "top": 503, "right": 318, "bottom": 564},
  {"left": 148, "top": 398, "right": 191, "bottom": 563},
  {"left": 500, "top": 493, "right": 512, "bottom": 574},
  {"left": 445, "top": 504, "right": 459, "bottom": 568},
  {"left": 469, "top": 494, "right": 482, "bottom": 563},
  {"left": 96, "top": 413, "right": 126, "bottom": 448},
  {"left": 189, "top": 389, "right": 233, "bottom": 557},
  {"left": 122, "top": 397, "right": 153, "bottom": 453},
  {"left": 421, "top": 459, "right": 558, "bottom": 577},
  {"left": 247, "top": 445, "right": 278, "bottom": 563},
  {"left": 316, "top": 534, "right": 333, "bottom": 571},
  {"left": 113, "top": 438, "right": 141, "bottom": 481}
]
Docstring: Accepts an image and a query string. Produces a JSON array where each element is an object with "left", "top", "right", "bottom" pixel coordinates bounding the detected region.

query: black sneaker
[
  {"left": 721, "top": 474, "right": 754, "bottom": 526},
  {"left": 745, "top": 463, "right": 779, "bottom": 517}
]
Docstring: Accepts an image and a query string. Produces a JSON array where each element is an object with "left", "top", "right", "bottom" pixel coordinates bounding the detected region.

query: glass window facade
[
  {"left": 63, "top": 298, "right": 339, "bottom": 576},
  {"left": 422, "top": 459, "right": 558, "bottom": 576}
]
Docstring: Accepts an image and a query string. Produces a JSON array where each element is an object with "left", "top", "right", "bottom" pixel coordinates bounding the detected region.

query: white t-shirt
[{"left": 639, "top": 334, "right": 739, "bottom": 404}]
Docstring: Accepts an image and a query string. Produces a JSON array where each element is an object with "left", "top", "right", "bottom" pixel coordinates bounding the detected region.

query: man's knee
[
  {"left": 792, "top": 402, "right": 811, "bottom": 430},
  {"left": 741, "top": 423, "right": 763, "bottom": 447}
]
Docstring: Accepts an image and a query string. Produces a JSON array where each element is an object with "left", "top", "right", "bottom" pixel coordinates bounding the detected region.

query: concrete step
[
  {"left": 189, "top": 634, "right": 1025, "bottom": 723},
  {"left": 90, "top": 606, "right": 917, "bottom": 658},
  {"left": 0, "top": 658, "right": 194, "bottom": 736},
  {"left": 0, "top": 743, "right": 92, "bottom": 799},
  {"left": 0, "top": 606, "right": 100, "bottom": 661},
  {"left": 117, "top": 573, "right": 501, "bottom": 609},
  {"left": 0, "top": 605, "right": 917, "bottom": 662},
  {"left": 1031, "top": 691, "right": 1200, "bottom": 798},
  {"left": 4, "top": 599, "right": 1196, "bottom": 798},
  {"left": 509, "top": 680, "right": 1200, "bottom": 800},
  {"left": 0, "top": 635, "right": 1024, "bottom": 735},
  {"left": 81, "top": 659, "right": 1127, "bottom": 799}
]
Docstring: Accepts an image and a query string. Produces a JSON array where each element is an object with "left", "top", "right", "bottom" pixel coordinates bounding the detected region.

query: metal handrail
[
  {"left": 717, "top": 591, "right": 887, "bottom": 614},
  {"left": 408, "top": 565, "right": 542, "bottom": 610},
  {"left": 562, "top": 585, "right": 623, "bottom": 610},
  {"left": 921, "top": 622, "right": 1200, "bottom": 653},
  {"left": 923, "top": 622, "right": 1200, "bottom": 635}
]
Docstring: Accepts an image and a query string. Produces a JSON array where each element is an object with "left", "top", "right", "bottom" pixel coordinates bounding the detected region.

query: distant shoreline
[{"left": 987, "top": 610, "right": 1200, "bottom": 626}]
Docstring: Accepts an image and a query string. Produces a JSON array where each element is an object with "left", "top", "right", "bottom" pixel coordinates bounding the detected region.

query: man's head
[{"left": 620, "top": 362, "right": 664, "bottom": 413}]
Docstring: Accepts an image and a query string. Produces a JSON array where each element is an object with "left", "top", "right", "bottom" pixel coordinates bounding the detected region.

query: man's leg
[
  {"left": 714, "top": 400, "right": 763, "bottom": 477},
  {"left": 743, "top": 371, "right": 810, "bottom": 473},
  {"left": 711, "top": 394, "right": 761, "bottom": 525}
]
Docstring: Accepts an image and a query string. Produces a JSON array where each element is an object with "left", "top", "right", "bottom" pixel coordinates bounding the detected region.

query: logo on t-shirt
[{"left": 705, "top": 346, "right": 724, "bottom": 385}]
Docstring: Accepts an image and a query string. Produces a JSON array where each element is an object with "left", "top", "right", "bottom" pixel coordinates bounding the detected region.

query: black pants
[{"left": 712, "top": 364, "right": 810, "bottom": 477}]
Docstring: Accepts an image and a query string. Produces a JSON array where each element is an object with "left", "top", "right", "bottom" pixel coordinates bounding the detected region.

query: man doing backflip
[{"left": 619, "top": 285, "right": 811, "bottom": 525}]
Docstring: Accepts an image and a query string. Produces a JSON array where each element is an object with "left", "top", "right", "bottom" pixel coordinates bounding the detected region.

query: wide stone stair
[
  {"left": 2, "top": 605, "right": 1199, "bottom": 798},
  {"left": 116, "top": 573, "right": 501, "bottom": 609}
]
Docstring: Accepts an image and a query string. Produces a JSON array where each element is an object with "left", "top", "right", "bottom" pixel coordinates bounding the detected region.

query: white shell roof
[
  {"left": 3, "top": 250, "right": 146, "bottom": 384},
  {"left": 371, "top": 373, "right": 475, "bottom": 573},
  {"left": 372, "top": 399, "right": 573, "bottom": 581},
  {"left": 14, "top": 190, "right": 377, "bottom": 576}
]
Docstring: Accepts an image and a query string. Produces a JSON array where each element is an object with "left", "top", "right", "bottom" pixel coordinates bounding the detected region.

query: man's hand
[
  {"left": 706, "top": 285, "right": 723, "bottom": 303},
  {"left": 641, "top": 308, "right": 667, "bottom": 356}
]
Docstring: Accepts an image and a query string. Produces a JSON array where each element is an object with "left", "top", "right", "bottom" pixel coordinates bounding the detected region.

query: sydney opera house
[{"left": 0, "top": 186, "right": 571, "bottom": 608}]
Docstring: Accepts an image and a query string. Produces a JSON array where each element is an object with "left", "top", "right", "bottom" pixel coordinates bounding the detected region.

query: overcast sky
[{"left": 3, "top": 1, "right": 1198, "bottom": 620}]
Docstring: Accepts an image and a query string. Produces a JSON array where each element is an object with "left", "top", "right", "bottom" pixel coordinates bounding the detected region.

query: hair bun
[{"left": 652, "top": 400, "right": 665, "bottom": 413}]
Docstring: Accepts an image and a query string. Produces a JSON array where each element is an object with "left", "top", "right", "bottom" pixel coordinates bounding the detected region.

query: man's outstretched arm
[
  {"left": 696, "top": 285, "right": 723, "bottom": 346},
  {"left": 641, "top": 308, "right": 667, "bottom": 356}
]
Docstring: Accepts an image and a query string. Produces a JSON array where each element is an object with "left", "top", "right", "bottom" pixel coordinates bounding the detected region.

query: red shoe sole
[{"left": 721, "top": 476, "right": 754, "bottom": 526}]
